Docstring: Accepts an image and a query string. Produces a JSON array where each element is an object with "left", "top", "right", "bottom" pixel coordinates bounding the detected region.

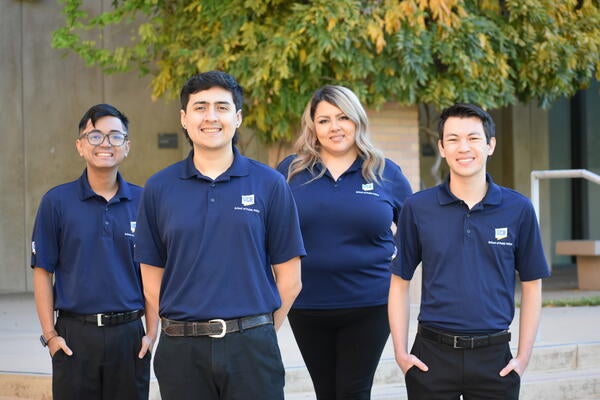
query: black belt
[
  {"left": 58, "top": 309, "right": 144, "bottom": 327},
  {"left": 161, "top": 313, "right": 273, "bottom": 338},
  {"left": 418, "top": 324, "right": 511, "bottom": 349}
]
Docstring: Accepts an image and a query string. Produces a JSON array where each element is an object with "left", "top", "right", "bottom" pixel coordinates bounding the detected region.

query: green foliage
[{"left": 52, "top": 0, "right": 600, "bottom": 143}]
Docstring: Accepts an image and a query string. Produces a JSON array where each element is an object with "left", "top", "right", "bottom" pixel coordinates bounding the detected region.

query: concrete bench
[{"left": 555, "top": 240, "right": 600, "bottom": 290}]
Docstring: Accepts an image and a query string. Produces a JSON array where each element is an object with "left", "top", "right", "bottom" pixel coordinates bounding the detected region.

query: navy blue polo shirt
[
  {"left": 391, "top": 174, "right": 550, "bottom": 333},
  {"left": 277, "top": 156, "right": 413, "bottom": 309},
  {"left": 31, "top": 170, "right": 144, "bottom": 314},
  {"left": 134, "top": 148, "right": 306, "bottom": 321}
]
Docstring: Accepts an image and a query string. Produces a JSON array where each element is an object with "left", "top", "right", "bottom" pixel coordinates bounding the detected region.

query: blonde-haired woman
[{"left": 277, "top": 85, "right": 413, "bottom": 399}]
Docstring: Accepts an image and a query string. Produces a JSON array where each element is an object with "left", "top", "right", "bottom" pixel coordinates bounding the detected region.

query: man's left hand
[{"left": 499, "top": 358, "right": 524, "bottom": 377}]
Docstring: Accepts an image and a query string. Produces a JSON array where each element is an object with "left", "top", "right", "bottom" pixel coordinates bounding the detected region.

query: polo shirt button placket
[
  {"left": 465, "top": 211, "right": 471, "bottom": 235},
  {"left": 104, "top": 206, "right": 111, "bottom": 234},
  {"left": 205, "top": 182, "right": 218, "bottom": 218},
  {"left": 209, "top": 182, "right": 216, "bottom": 204}
]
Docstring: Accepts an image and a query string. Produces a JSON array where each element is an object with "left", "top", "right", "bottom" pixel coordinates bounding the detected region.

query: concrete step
[
  {"left": 2, "top": 342, "right": 599, "bottom": 399},
  {"left": 284, "top": 341, "right": 600, "bottom": 392},
  {"left": 284, "top": 341, "right": 600, "bottom": 400},
  {"left": 521, "top": 367, "right": 600, "bottom": 400},
  {"left": 285, "top": 368, "right": 600, "bottom": 400},
  {"left": 0, "top": 374, "right": 162, "bottom": 400}
]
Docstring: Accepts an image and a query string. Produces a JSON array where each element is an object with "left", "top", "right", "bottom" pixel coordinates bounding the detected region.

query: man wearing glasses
[{"left": 31, "top": 104, "right": 155, "bottom": 399}]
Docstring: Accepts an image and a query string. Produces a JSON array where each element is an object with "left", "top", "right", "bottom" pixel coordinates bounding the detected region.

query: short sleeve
[
  {"left": 390, "top": 198, "right": 421, "bottom": 280},
  {"left": 31, "top": 194, "right": 60, "bottom": 272},
  {"left": 134, "top": 183, "right": 167, "bottom": 268},
  {"left": 387, "top": 160, "right": 413, "bottom": 226},
  {"left": 515, "top": 202, "right": 551, "bottom": 281}
]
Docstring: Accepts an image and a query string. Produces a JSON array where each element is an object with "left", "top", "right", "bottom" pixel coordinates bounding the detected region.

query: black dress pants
[
  {"left": 153, "top": 323, "right": 285, "bottom": 400},
  {"left": 288, "top": 304, "right": 390, "bottom": 400},
  {"left": 52, "top": 316, "right": 150, "bottom": 400},
  {"left": 405, "top": 332, "right": 521, "bottom": 400}
]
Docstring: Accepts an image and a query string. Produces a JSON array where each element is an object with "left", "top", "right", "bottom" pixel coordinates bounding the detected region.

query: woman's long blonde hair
[{"left": 287, "top": 85, "right": 385, "bottom": 183}]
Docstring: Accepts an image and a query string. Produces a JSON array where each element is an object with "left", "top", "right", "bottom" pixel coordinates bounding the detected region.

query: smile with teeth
[
  {"left": 95, "top": 152, "right": 113, "bottom": 157},
  {"left": 456, "top": 156, "right": 475, "bottom": 164},
  {"left": 202, "top": 127, "right": 222, "bottom": 134}
]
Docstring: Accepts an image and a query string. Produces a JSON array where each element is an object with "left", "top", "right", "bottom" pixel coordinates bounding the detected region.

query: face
[
  {"left": 180, "top": 87, "right": 242, "bottom": 153},
  {"left": 438, "top": 116, "right": 496, "bottom": 180},
  {"left": 76, "top": 116, "right": 129, "bottom": 171},
  {"left": 314, "top": 101, "right": 358, "bottom": 159}
]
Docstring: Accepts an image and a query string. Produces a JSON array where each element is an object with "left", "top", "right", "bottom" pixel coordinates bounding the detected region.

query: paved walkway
[{"left": 1, "top": 265, "right": 599, "bottom": 376}]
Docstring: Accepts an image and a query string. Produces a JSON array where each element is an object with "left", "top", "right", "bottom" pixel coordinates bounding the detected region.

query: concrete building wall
[
  {"left": 0, "top": 1, "right": 182, "bottom": 292},
  {"left": 491, "top": 104, "right": 552, "bottom": 265},
  {"left": 548, "top": 98, "right": 573, "bottom": 265},
  {"left": 0, "top": 1, "right": 26, "bottom": 293},
  {"left": 513, "top": 104, "right": 552, "bottom": 265},
  {"left": 582, "top": 81, "right": 600, "bottom": 239}
]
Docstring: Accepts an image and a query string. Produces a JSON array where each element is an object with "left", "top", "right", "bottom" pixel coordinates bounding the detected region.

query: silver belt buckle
[
  {"left": 208, "top": 319, "right": 226, "bottom": 338},
  {"left": 97, "top": 313, "right": 104, "bottom": 327},
  {"left": 453, "top": 335, "right": 473, "bottom": 349}
]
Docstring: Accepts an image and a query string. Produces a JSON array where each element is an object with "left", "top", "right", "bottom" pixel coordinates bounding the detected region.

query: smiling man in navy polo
[
  {"left": 31, "top": 104, "right": 154, "bottom": 399},
  {"left": 135, "top": 71, "right": 305, "bottom": 400},
  {"left": 389, "top": 103, "right": 550, "bottom": 399}
]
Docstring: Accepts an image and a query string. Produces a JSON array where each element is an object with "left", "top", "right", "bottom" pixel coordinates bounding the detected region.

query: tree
[{"left": 53, "top": 0, "right": 600, "bottom": 143}]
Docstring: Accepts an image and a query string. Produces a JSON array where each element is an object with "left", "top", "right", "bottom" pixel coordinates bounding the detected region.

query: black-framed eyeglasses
[{"left": 79, "top": 130, "right": 128, "bottom": 146}]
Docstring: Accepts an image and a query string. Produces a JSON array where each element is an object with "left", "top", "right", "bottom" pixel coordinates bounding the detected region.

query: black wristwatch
[{"left": 40, "top": 334, "right": 57, "bottom": 347}]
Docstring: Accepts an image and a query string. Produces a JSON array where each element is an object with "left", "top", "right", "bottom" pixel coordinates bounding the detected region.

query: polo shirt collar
[
  {"left": 316, "top": 156, "right": 363, "bottom": 177},
  {"left": 180, "top": 147, "right": 250, "bottom": 181},
  {"left": 437, "top": 173, "right": 502, "bottom": 207},
  {"left": 347, "top": 157, "right": 363, "bottom": 172},
  {"left": 78, "top": 169, "right": 132, "bottom": 201}
]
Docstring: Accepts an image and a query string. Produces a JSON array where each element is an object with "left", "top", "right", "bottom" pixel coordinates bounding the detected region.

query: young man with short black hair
[
  {"left": 389, "top": 103, "right": 550, "bottom": 399},
  {"left": 32, "top": 103, "right": 153, "bottom": 400},
  {"left": 136, "top": 71, "right": 305, "bottom": 399}
]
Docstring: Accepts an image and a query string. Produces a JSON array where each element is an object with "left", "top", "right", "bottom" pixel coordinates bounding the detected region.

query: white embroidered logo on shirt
[
  {"left": 355, "top": 182, "right": 379, "bottom": 197},
  {"left": 495, "top": 228, "right": 508, "bottom": 240},
  {"left": 241, "top": 194, "right": 255, "bottom": 206},
  {"left": 235, "top": 194, "right": 260, "bottom": 214},
  {"left": 32, "top": 241, "right": 36, "bottom": 255},
  {"left": 130, "top": 221, "right": 136, "bottom": 233}
]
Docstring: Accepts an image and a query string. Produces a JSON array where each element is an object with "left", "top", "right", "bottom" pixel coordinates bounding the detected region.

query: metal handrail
[{"left": 530, "top": 169, "right": 600, "bottom": 222}]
